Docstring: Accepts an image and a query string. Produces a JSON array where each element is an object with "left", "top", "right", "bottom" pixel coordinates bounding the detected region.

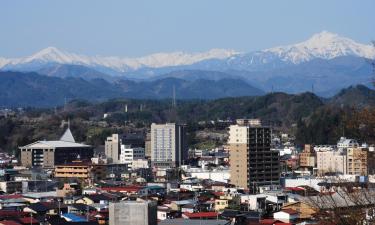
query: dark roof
[
  {"left": 27, "top": 202, "right": 49, "bottom": 212},
  {"left": 84, "top": 194, "right": 114, "bottom": 202},
  {"left": 221, "top": 209, "right": 241, "bottom": 218},
  {"left": 47, "top": 216, "right": 99, "bottom": 225},
  {"left": 69, "top": 204, "right": 96, "bottom": 211}
]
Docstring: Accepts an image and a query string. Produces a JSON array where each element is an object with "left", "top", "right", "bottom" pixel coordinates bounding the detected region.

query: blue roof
[{"left": 62, "top": 213, "right": 87, "bottom": 222}]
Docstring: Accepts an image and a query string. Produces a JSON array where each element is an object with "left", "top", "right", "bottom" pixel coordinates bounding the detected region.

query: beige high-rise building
[
  {"left": 105, "top": 134, "right": 121, "bottom": 164},
  {"left": 145, "top": 132, "right": 151, "bottom": 158},
  {"left": 347, "top": 147, "right": 367, "bottom": 176},
  {"left": 316, "top": 150, "right": 346, "bottom": 176},
  {"left": 228, "top": 124, "right": 249, "bottom": 188},
  {"left": 299, "top": 144, "right": 316, "bottom": 169},
  {"left": 228, "top": 119, "right": 279, "bottom": 191}
]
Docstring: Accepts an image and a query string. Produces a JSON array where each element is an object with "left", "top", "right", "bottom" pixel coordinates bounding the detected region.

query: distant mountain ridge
[
  {"left": 0, "top": 31, "right": 374, "bottom": 97},
  {"left": 1, "top": 31, "right": 373, "bottom": 74},
  {"left": 0, "top": 71, "right": 264, "bottom": 107}
]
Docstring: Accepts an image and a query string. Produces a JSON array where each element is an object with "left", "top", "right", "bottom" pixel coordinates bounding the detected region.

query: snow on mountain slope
[
  {"left": 0, "top": 31, "right": 374, "bottom": 73},
  {"left": 0, "top": 47, "right": 238, "bottom": 72},
  {"left": 264, "top": 31, "right": 375, "bottom": 63}
]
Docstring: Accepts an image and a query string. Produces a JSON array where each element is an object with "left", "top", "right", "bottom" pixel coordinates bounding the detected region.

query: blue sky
[{"left": 1, "top": 0, "right": 374, "bottom": 57}]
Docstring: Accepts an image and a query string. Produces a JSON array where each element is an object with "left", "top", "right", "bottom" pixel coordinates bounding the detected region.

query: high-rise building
[
  {"left": 299, "top": 144, "right": 316, "bottom": 170},
  {"left": 150, "top": 123, "right": 187, "bottom": 168},
  {"left": 145, "top": 132, "right": 151, "bottom": 158},
  {"left": 105, "top": 134, "right": 121, "bottom": 164},
  {"left": 228, "top": 119, "right": 280, "bottom": 191},
  {"left": 109, "top": 201, "right": 157, "bottom": 225}
]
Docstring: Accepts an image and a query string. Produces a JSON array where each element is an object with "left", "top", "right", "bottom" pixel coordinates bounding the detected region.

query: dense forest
[{"left": 0, "top": 84, "right": 374, "bottom": 154}]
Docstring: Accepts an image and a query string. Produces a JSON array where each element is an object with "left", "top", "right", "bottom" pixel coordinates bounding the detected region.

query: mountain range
[{"left": 0, "top": 31, "right": 374, "bottom": 103}]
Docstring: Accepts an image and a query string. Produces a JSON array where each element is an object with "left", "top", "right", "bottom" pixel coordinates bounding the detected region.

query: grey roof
[
  {"left": 60, "top": 128, "right": 76, "bottom": 143},
  {"left": 295, "top": 189, "right": 375, "bottom": 209},
  {"left": 19, "top": 128, "right": 90, "bottom": 149},
  {"left": 20, "top": 140, "right": 90, "bottom": 149}
]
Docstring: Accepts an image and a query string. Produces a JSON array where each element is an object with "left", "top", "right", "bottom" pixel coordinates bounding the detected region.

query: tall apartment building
[
  {"left": 299, "top": 144, "right": 316, "bottom": 170},
  {"left": 347, "top": 147, "right": 368, "bottom": 176},
  {"left": 228, "top": 119, "right": 280, "bottom": 191},
  {"left": 145, "top": 132, "right": 151, "bottom": 158},
  {"left": 105, "top": 134, "right": 121, "bottom": 164},
  {"left": 316, "top": 150, "right": 347, "bottom": 175},
  {"left": 150, "top": 123, "right": 187, "bottom": 168}
]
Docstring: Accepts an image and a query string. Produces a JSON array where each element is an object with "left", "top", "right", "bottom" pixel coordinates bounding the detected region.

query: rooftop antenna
[
  {"left": 172, "top": 85, "right": 176, "bottom": 108},
  {"left": 271, "top": 85, "right": 274, "bottom": 94},
  {"left": 311, "top": 84, "right": 314, "bottom": 94},
  {"left": 68, "top": 118, "right": 71, "bottom": 129}
]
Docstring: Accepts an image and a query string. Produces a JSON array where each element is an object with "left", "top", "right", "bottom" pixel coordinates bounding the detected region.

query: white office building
[
  {"left": 119, "top": 145, "right": 145, "bottom": 169},
  {"left": 150, "top": 123, "right": 187, "bottom": 168}
]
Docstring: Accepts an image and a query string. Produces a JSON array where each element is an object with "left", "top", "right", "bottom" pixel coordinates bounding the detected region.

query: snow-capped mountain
[
  {"left": 0, "top": 31, "right": 373, "bottom": 77},
  {"left": 264, "top": 31, "right": 375, "bottom": 63},
  {"left": 0, "top": 47, "right": 239, "bottom": 72}
]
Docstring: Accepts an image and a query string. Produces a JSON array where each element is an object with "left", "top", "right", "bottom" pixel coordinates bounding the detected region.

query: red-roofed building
[
  {"left": 0, "top": 194, "right": 23, "bottom": 200},
  {"left": 17, "top": 217, "right": 39, "bottom": 225},
  {"left": 0, "top": 210, "right": 29, "bottom": 220},
  {"left": 0, "top": 220, "right": 22, "bottom": 225},
  {"left": 100, "top": 186, "right": 142, "bottom": 194},
  {"left": 182, "top": 212, "right": 218, "bottom": 219}
]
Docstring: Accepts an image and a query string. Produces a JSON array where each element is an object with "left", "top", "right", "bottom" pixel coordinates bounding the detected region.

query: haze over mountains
[{"left": 0, "top": 31, "right": 374, "bottom": 106}]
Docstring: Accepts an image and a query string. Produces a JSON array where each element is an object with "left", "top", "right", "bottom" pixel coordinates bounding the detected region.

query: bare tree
[{"left": 306, "top": 180, "right": 375, "bottom": 225}]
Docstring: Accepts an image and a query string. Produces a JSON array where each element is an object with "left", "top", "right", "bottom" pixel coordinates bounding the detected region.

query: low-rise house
[
  {"left": 182, "top": 211, "right": 219, "bottom": 220},
  {"left": 214, "top": 199, "right": 228, "bottom": 211},
  {"left": 273, "top": 209, "right": 299, "bottom": 223},
  {"left": 281, "top": 201, "right": 317, "bottom": 220}
]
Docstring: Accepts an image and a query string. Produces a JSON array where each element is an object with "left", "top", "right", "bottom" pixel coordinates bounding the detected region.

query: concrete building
[
  {"left": 54, "top": 161, "right": 107, "bottom": 182},
  {"left": 19, "top": 128, "right": 93, "bottom": 168},
  {"left": 109, "top": 201, "right": 157, "bottom": 225},
  {"left": 337, "top": 137, "right": 359, "bottom": 150},
  {"left": 145, "top": 132, "right": 151, "bottom": 158},
  {"left": 119, "top": 145, "right": 145, "bottom": 169},
  {"left": 316, "top": 150, "right": 347, "bottom": 175},
  {"left": 299, "top": 144, "right": 316, "bottom": 170},
  {"left": 150, "top": 123, "right": 187, "bottom": 168},
  {"left": 228, "top": 119, "right": 280, "bottom": 191},
  {"left": 105, "top": 134, "right": 121, "bottom": 164},
  {"left": 347, "top": 147, "right": 368, "bottom": 176}
]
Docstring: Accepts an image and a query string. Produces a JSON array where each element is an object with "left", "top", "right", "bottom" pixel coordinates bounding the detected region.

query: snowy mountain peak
[{"left": 265, "top": 31, "right": 375, "bottom": 63}]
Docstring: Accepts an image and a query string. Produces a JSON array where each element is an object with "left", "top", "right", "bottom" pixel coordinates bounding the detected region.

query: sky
[{"left": 1, "top": 0, "right": 375, "bottom": 58}]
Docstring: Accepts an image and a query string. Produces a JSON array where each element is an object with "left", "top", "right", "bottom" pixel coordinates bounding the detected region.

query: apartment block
[
  {"left": 316, "top": 150, "right": 347, "bottom": 175},
  {"left": 347, "top": 147, "right": 368, "bottom": 176},
  {"left": 105, "top": 134, "right": 121, "bottom": 164},
  {"left": 228, "top": 119, "right": 280, "bottom": 191}
]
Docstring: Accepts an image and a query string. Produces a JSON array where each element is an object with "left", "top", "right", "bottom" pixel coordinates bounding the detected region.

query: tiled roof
[
  {"left": 183, "top": 211, "right": 218, "bottom": 218},
  {"left": 280, "top": 208, "right": 299, "bottom": 215}
]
